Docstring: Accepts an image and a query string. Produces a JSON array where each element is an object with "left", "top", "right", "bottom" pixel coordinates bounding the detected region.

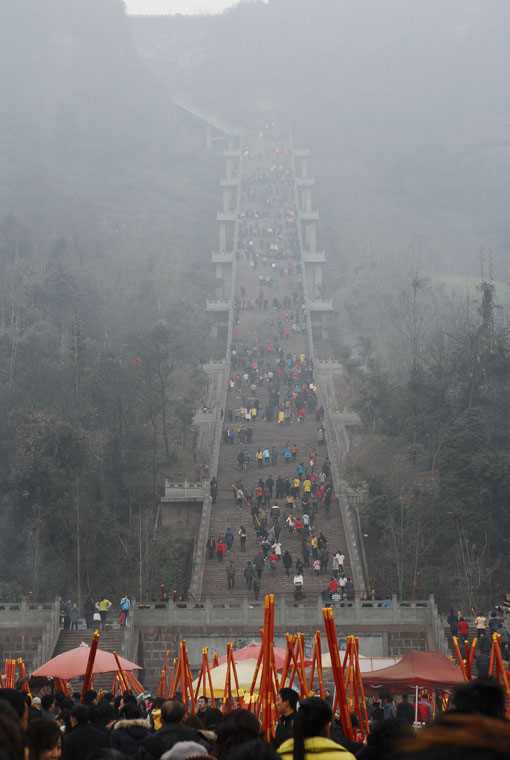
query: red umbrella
[
  {"left": 218, "top": 644, "right": 312, "bottom": 670},
  {"left": 32, "top": 645, "right": 141, "bottom": 679}
]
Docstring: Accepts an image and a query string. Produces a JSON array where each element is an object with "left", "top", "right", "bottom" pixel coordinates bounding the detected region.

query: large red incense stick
[
  {"left": 322, "top": 606, "right": 353, "bottom": 741},
  {"left": 80, "top": 632, "right": 100, "bottom": 703}
]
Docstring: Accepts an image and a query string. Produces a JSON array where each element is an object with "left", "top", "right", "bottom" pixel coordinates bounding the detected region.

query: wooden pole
[
  {"left": 360, "top": 577, "right": 372, "bottom": 601},
  {"left": 464, "top": 640, "right": 471, "bottom": 680},
  {"left": 167, "top": 658, "right": 178, "bottom": 698},
  {"left": 228, "top": 643, "right": 243, "bottom": 708},
  {"left": 194, "top": 648, "right": 206, "bottom": 701},
  {"left": 410, "top": 571, "right": 420, "bottom": 601},
  {"left": 156, "top": 669, "right": 167, "bottom": 698},
  {"left": 469, "top": 638, "right": 478, "bottom": 671},
  {"left": 5, "top": 660, "right": 15, "bottom": 689},
  {"left": 279, "top": 634, "right": 295, "bottom": 689},
  {"left": 125, "top": 670, "right": 145, "bottom": 695},
  {"left": 222, "top": 652, "right": 231, "bottom": 714},
  {"left": 296, "top": 633, "right": 309, "bottom": 698},
  {"left": 80, "top": 631, "right": 100, "bottom": 703},
  {"left": 195, "top": 647, "right": 216, "bottom": 706},
  {"left": 259, "top": 595, "right": 275, "bottom": 741},
  {"left": 285, "top": 635, "right": 305, "bottom": 693},
  {"left": 492, "top": 636, "right": 510, "bottom": 718},
  {"left": 17, "top": 658, "right": 30, "bottom": 694},
  {"left": 184, "top": 643, "right": 196, "bottom": 712},
  {"left": 307, "top": 633, "right": 318, "bottom": 695},
  {"left": 249, "top": 630, "right": 265, "bottom": 699},
  {"left": 322, "top": 607, "right": 353, "bottom": 740},
  {"left": 113, "top": 651, "right": 129, "bottom": 694},
  {"left": 54, "top": 677, "right": 71, "bottom": 697},
  {"left": 315, "top": 632, "right": 325, "bottom": 698},
  {"left": 489, "top": 636, "right": 496, "bottom": 678},
  {"left": 451, "top": 636, "right": 468, "bottom": 681},
  {"left": 354, "top": 638, "right": 370, "bottom": 737},
  {"left": 204, "top": 650, "right": 217, "bottom": 708},
  {"left": 179, "top": 642, "right": 187, "bottom": 706}
]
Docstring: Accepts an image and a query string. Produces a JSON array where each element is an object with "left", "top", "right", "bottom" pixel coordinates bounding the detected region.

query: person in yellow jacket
[
  {"left": 95, "top": 597, "right": 112, "bottom": 630},
  {"left": 277, "top": 697, "right": 355, "bottom": 760}
]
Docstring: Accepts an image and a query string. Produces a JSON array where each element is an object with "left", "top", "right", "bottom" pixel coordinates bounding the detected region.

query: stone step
[
  {"left": 50, "top": 629, "right": 130, "bottom": 695},
  {"left": 200, "top": 126, "right": 353, "bottom": 601}
]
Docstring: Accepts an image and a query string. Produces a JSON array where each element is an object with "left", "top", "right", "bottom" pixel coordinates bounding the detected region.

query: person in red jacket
[
  {"left": 216, "top": 539, "right": 226, "bottom": 562},
  {"left": 458, "top": 617, "right": 470, "bottom": 638}
]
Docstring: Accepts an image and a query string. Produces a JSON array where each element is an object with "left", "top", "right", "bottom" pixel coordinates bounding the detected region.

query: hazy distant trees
[
  {"left": 0, "top": 0, "right": 224, "bottom": 600},
  {"left": 351, "top": 281, "right": 510, "bottom": 609},
  {"left": 0, "top": 205, "right": 211, "bottom": 600}
]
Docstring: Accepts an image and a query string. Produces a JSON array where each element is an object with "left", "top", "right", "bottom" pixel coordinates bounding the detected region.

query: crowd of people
[
  {"left": 207, "top": 440, "right": 353, "bottom": 603},
  {"left": 206, "top": 123, "right": 344, "bottom": 602},
  {"left": 59, "top": 598, "right": 131, "bottom": 631},
  {"left": 447, "top": 608, "right": 510, "bottom": 675},
  {"left": 1, "top": 677, "right": 509, "bottom": 760}
]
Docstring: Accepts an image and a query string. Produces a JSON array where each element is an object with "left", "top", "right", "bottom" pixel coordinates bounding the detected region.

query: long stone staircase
[
  {"left": 200, "top": 124, "right": 359, "bottom": 602},
  {"left": 51, "top": 627, "right": 129, "bottom": 693}
]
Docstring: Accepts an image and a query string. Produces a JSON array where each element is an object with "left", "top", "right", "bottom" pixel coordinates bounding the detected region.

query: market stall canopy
[
  {"left": 32, "top": 645, "right": 141, "bottom": 679},
  {"left": 192, "top": 658, "right": 262, "bottom": 698},
  {"left": 361, "top": 650, "right": 464, "bottom": 690},
  {"left": 320, "top": 653, "right": 401, "bottom": 675},
  {"left": 218, "top": 645, "right": 312, "bottom": 670}
]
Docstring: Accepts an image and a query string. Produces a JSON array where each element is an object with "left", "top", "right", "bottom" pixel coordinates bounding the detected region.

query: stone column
[
  {"left": 205, "top": 597, "right": 213, "bottom": 626},
  {"left": 315, "top": 262, "right": 322, "bottom": 295},
  {"left": 391, "top": 595, "right": 399, "bottom": 624},
  {"left": 306, "top": 222, "right": 317, "bottom": 252},
  {"left": 216, "top": 264, "right": 225, "bottom": 299},
  {"left": 219, "top": 222, "right": 227, "bottom": 252}
]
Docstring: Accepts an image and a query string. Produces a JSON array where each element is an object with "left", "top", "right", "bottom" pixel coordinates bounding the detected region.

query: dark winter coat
[
  {"left": 272, "top": 711, "right": 296, "bottom": 749},
  {"left": 396, "top": 699, "right": 415, "bottom": 724},
  {"left": 489, "top": 616, "right": 501, "bottom": 635},
  {"left": 136, "top": 722, "right": 207, "bottom": 760},
  {"left": 110, "top": 719, "right": 152, "bottom": 757},
  {"left": 62, "top": 723, "right": 109, "bottom": 760}
]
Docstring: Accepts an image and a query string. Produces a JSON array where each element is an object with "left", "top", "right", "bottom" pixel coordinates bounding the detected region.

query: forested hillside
[
  {"left": 338, "top": 280, "right": 510, "bottom": 611},
  {"left": 0, "top": 0, "right": 220, "bottom": 600}
]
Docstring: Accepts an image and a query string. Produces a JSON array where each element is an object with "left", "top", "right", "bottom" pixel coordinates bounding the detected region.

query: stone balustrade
[{"left": 131, "top": 594, "right": 441, "bottom": 631}]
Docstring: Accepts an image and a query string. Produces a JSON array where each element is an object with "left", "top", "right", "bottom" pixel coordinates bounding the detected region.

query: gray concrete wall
[{"left": 0, "top": 598, "right": 61, "bottom": 671}]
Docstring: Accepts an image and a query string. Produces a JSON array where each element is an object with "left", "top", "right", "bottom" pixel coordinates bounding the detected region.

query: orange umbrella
[{"left": 32, "top": 645, "right": 141, "bottom": 679}]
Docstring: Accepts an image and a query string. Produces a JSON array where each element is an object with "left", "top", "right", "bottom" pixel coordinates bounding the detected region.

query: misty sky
[{"left": 124, "top": 0, "right": 238, "bottom": 14}]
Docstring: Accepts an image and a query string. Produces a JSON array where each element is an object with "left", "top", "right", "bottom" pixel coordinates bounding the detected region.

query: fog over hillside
[
  {"left": 131, "top": 0, "right": 510, "bottom": 282},
  {"left": 1, "top": 0, "right": 510, "bottom": 610}
]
